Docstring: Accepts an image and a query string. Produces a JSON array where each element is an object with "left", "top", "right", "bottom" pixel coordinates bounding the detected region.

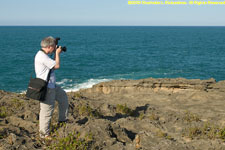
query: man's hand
[{"left": 56, "top": 46, "right": 62, "bottom": 54}]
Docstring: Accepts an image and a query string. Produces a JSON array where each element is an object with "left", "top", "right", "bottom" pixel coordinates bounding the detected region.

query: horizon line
[{"left": 0, "top": 25, "right": 225, "bottom": 27}]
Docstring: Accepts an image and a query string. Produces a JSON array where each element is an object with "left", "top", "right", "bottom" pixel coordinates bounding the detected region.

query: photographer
[{"left": 35, "top": 36, "right": 68, "bottom": 139}]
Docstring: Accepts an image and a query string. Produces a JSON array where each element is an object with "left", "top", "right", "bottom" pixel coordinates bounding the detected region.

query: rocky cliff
[{"left": 0, "top": 78, "right": 225, "bottom": 150}]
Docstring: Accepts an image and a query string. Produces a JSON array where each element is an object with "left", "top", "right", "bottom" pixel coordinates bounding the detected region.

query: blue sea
[{"left": 0, "top": 26, "right": 225, "bottom": 93}]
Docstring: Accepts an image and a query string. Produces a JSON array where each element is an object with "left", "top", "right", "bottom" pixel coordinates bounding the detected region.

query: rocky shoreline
[{"left": 0, "top": 78, "right": 225, "bottom": 150}]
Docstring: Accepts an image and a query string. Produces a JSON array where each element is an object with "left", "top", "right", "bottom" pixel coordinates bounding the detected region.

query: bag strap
[{"left": 46, "top": 69, "right": 52, "bottom": 83}]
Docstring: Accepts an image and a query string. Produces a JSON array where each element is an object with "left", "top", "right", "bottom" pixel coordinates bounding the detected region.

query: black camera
[{"left": 55, "top": 37, "right": 67, "bottom": 52}]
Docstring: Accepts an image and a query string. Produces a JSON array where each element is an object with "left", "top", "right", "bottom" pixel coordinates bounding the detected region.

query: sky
[{"left": 0, "top": 0, "right": 225, "bottom": 26}]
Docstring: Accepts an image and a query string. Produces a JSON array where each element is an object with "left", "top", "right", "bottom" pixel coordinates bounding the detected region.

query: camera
[{"left": 55, "top": 37, "right": 67, "bottom": 52}]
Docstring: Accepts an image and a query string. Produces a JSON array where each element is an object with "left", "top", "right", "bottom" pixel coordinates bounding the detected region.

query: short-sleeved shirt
[{"left": 35, "top": 50, "right": 56, "bottom": 88}]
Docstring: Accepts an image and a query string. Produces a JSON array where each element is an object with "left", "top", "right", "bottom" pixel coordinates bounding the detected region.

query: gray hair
[{"left": 40, "top": 36, "right": 56, "bottom": 48}]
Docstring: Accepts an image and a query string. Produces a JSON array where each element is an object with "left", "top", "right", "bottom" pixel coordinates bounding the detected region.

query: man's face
[{"left": 49, "top": 45, "right": 56, "bottom": 53}]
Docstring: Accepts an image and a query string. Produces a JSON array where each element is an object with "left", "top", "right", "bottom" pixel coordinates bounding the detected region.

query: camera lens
[{"left": 62, "top": 47, "right": 67, "bottom": 52}]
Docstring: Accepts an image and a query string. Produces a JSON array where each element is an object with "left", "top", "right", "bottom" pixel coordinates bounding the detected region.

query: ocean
[{"left": 0, "top": 26, "right": 225, "bottom": 93}]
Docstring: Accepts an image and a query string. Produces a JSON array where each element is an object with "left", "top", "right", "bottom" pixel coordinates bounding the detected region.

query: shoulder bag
[{"left": 26, "top": 51, "right": 52, "bottom": 101}]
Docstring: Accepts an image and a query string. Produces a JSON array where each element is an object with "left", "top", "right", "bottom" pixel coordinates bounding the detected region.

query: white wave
[
  {"left": 20, "top": 90, "right": 26, "bottom": 94},
  {"left": 63, "top": 78, "right": 111, "bottom": 92},
  {"left": 56, "top": 79, "right": 73, "bottom": 85}
]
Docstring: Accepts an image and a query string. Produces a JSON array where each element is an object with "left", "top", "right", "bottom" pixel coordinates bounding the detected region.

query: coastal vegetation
[
  {"left": 116, "top": 103, "right": 134, "bottom": 116},
  {"left": 184, "top": 122, "right": 225, "bottom": 141},
  {"left": 48, "top": 131, "right": 92, "bottom": 150},
  {"left": 0, "top": 106, "right": 7, "bottom": 118}
]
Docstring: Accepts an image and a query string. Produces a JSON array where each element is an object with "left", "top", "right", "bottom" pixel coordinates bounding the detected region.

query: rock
[
  {"left": 7, "top": 133, "right": 17, "bottom": 145},
  {"left": 7, "top": 116, "right": 38, "bottom": 134},
  {"left": 0, "top": 77, "right": 225, "bottom": 149},
  {"left": 83, "top": 78, "right": 217, "bottom": 94},
  {"left": 110, "top": 123, "right": 134, "bottom": 143}
]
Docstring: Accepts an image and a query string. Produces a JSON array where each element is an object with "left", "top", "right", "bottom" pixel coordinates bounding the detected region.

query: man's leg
[
  {"left": 55, "top": 86, "right": 69, "bottom": 122},
  {"left": 39, "top": 88, "right": 56, "bottom": 137}
]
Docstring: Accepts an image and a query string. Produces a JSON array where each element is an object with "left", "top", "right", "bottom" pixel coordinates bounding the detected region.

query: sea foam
[{"left": 57, "top": 78, "right": 111, "bottom": 92}]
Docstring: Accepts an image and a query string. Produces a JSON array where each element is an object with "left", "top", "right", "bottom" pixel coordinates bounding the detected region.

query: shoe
[
  {"left": 57, "top": 119, "right": 72, "bottom": 126},
  {"left": 40, "top": 133, "right": 53, "bottom": 141}
]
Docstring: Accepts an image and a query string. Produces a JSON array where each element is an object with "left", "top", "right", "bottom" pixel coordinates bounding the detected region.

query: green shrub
[
  {"left": 116, "top": 104, "right": 134, "bottom": 116},
  {"left": 0, "top": 106, "right": 7, "bottom": 118},
  {"left": 184, "top": 123, "right": 224, "bottom": 140},
  {"left": 183, "top": 111, "right": 201, "bottom": 122},
  {"left": 219, "top": 127, "right": 225, "bottom": 141},
  {"left": 185, "top": 126, "right": 202, "bottom": 139},
  {"left": 156, "top": 129, "right": 173, "bottom": 140},
  {"left": 138, "top": 112, "right": 145, "bottom": 120},
  {"left": 0, "top": 129, "right": 5, "bottom": 139},
  {"left": 11, "top": 98, "right": 24, "bottom": 108},
  {"left": 78, "top": 104, "right": 101, "bottom": 118},
  {"left": 201, "top": 123, "right": 220, "bottom": 139},
  {"left": 48, "top": 132, "right": 92, "bottom": 150}
]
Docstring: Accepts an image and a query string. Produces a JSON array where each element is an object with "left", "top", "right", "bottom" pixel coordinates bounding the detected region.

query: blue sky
[{"left": 0, "top": 0, "right": 225, "bottom": 26}]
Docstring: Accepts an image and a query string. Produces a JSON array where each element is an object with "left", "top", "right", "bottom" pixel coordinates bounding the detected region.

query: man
[{"left": 35, "top": 36, "right": 68, "bottom": 139}]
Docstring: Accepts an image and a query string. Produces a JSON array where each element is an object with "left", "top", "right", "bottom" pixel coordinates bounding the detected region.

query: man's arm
[{"left": 54, "top": 46, "right": 62, "bottom": 69}]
